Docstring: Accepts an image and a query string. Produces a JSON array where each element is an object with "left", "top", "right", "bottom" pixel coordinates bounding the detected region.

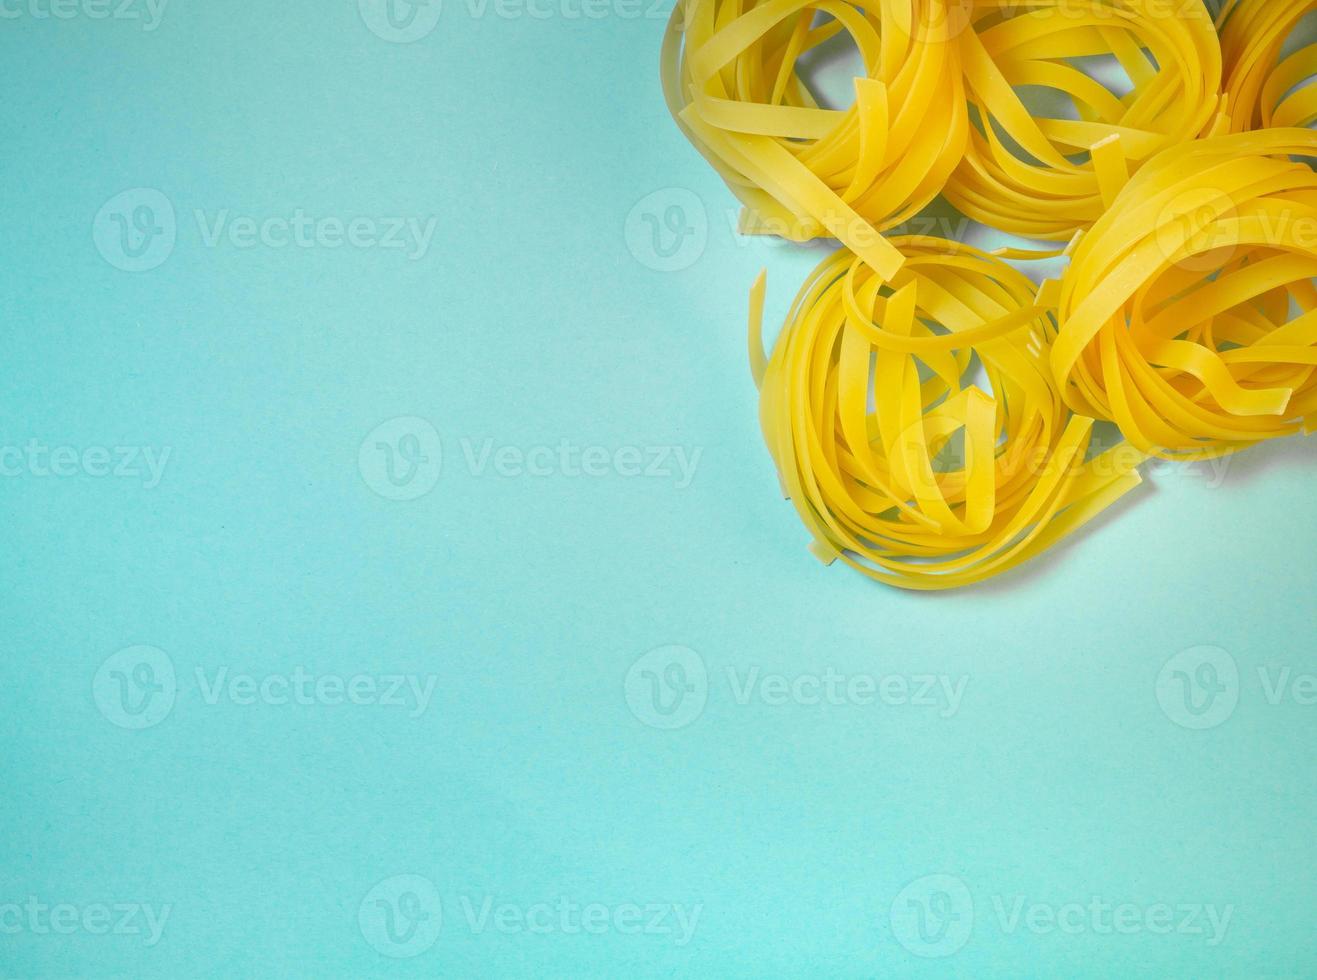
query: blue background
[{"left": 1, "top": 1, "right": 1314, "bottom": 977}]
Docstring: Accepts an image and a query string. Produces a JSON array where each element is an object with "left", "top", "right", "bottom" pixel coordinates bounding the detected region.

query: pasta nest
[
  {"left": 751, "top": 237, "right": 1143, "bottom": 590},
  {"left": 1053, "top": 129, "right": 1317, "bottom": 460},
  {"left": 662, "top": 0, "right": 970, "bottom": 278},
  {"left": 1219, "top": 0, "right": 1317, "bottom": 132},
  {"left": 944, "top": 0, "right": 1223, "bottom": 242}
]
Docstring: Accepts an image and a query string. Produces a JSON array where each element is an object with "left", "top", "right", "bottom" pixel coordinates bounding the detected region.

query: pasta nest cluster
[{"left": 661, "top": 0, "right": 1317, "bottom": 588}]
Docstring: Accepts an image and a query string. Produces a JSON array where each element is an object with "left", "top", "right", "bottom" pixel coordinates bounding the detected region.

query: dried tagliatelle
[
  {"left": 1052, "top": 129, "right": 1317, "bottom": 461},
  {"left": 661, "top": 0, "right": 968, "bottom": 278},
  {"left": 1219, "top": 0, "right": 1317, "bottom": 132},
  {"left": 749, "top": 237, "right": 1144, "bottom": 590},
  {"left": 944, "top": 0, "right": 1222, "bottom": 243}
]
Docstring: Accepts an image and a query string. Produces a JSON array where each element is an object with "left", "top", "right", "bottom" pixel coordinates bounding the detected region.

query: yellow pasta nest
[
  {"left": 1052, "top": 129, "right": 1317, "bottom": 461},
  {"left": 750, "top": 237, "right": 1143, "bottom": 590},
  {"left": 661, "top": 0, "right": 969, "bottom": 278},
  {"left": 1219, "top": 0, "right": 1317, "bottom": 132},
  {"left": 944, "top": 0, "right": 1223, "bottom": 243}
]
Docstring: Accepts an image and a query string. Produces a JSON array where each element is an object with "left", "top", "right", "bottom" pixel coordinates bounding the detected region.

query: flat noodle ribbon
[
  {"left": 751, "top": 237, "right": 1144, "bottom": 590},
  {"left": 661, "top": 0, "right": 969, "bottom": 278},
  {"left": 1219, "top": 0, "right": 1317, "bottom": 132},
  {"left": 944, "top": 0, "right": 1222, "bottom": 243},
  {"left": 1053, "top": 128, "right": 1317, "bottom": 460}
]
